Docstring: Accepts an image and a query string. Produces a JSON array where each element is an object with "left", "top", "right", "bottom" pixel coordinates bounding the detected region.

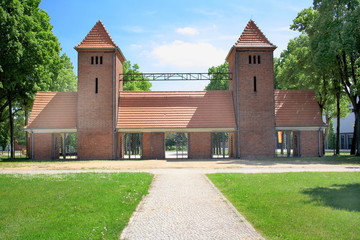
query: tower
[
  {"left": 75, "top": 21, "right": 125, "bottom": 159},
  {"left": 226, "top": 20, "right": 276, "bottom": 158}
]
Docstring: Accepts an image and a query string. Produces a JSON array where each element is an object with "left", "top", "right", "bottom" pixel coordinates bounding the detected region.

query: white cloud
[
  {"left": 176, "top": 27, "right": 199, "bottom": 35},
  {"left": 151, "top": 40, "right": 227, "bottom": 70}
]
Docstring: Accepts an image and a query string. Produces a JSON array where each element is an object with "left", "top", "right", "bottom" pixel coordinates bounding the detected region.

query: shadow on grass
[{"left": 302, "top": 184, "right": 360, "bottom": 212}]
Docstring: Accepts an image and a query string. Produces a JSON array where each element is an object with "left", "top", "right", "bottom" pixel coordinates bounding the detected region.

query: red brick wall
[
  {"left": 142, "top": 132, "right": 165, "bottom": 159},
  {"left": 228, "top": 49, "right": 276, "bottom": 158},
  {"left": 76, "top": 50, "right": 122, "bottom": 159},
  {"left": 188, "top": 132, "right": 212, "bottom": 159},
  {"left": 300, "top": 130, "right": 322, "bottom": 157},
  {"left": 77, "top": 132, "right": 113, "bottom": 160},
  {"left": 32, "top": 133, "right": 59, "bottom": 160}
]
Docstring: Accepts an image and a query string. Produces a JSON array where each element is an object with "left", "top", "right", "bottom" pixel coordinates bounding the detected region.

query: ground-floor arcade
[{"left": 28, "top": 128, "right": 324, "bottom": 160}]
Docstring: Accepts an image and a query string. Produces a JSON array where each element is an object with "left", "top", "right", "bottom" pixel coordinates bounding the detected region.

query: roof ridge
[
  {"left": 75, "top": 20, "right": 118, "bottom": 49},
  {"left": 234, "top": 20, "right": 276, "bottom": 48}
]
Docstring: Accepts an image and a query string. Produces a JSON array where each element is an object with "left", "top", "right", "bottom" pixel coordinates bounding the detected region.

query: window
[
  {"left": 258, "top": 55, "right": 261, "bottom": 64},
  {"left": 95, "top": 78, "right": 98, "bottom": 94},
  {"left": 91, "top": 56, "right": 103, "bottom": 65},
  {"left": 253, "top": 76, "right": 257, "bottom": 92},
  {"left": 249, "top": 55, "right": 252, "bottom": 64},
  {"left": 253, "top": 55, "right": 256, "bottom": 64}
]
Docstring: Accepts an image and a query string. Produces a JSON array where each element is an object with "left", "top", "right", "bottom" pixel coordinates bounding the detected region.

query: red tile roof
[
  {"left": 234, "top": 20, "right": 276, "bottom": 48},
  {"left": 275, "top": 90, "right": 325, "bottom": 127},
  {"left": 117, "top": 91, "right": 236, "bottom": 130},
  {"left": 75, "top": 20, "right": 118, "bottom": 49},
  {"left": 26, "top": 92, "right": 77, "bottom": 130}
]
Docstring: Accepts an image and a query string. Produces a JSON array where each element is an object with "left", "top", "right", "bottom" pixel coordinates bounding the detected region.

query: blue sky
[{"left": 39, "top": 0, "right": 313, "bottom": 91}]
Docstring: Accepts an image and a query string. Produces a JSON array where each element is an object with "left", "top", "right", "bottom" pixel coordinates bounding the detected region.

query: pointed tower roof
[
  {"left": 234, "top": 20, "right": 276, "bottom": 48},
  {"left": 75, "top": 21, "right": 125, "bottom": 60}
]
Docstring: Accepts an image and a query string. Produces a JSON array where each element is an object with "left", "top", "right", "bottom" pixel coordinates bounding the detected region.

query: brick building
[{"left": 25, "top": 20, "right": 325, "bottom": 160}]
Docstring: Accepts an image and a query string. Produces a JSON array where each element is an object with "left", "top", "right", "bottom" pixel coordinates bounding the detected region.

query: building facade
[{"left": 25, "top": 20, "right": 325, "bottom": 160}]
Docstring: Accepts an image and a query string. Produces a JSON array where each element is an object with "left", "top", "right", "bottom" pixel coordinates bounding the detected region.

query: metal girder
[{"left": 119, "top": 72, "right": 232, "bottom": 81}]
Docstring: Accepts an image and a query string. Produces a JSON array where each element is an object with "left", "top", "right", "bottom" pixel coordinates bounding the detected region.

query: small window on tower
[
  {"left": 100, "top": 56, "right": 103, "bottom": 64},
  {"left": 253, "top": 76, "right": 257, "bottom": 92},
  {"left": 91, "top": 56, "right": 94, "bottom": 65},
  {"left": 253, "top": 55, "right": 256, "bottom": 64},
  {"left": 95, "top": 78, "right": 98, "bottom": 94},
  {"left": 249, "top": 55, "right": 252, "bottom": 64},
  {"left": 95, "top": 56, "right": 99, "bottom": 65},
  {"left": 258, "top": 55, "right": 261, "bottom": 64}
]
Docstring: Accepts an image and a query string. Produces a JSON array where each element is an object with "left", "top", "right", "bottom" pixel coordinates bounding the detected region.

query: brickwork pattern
[
  {"left": 229, "top": 50, "right": 276, "bottom": 158},
  {"left": 188, "top": 132, "right": 212, "bottom": 159},
  {"left": 77, "top": 132, "right": 113, "bottom": 160},
  {"left": 32, "top": 133, "right": 59, "bottom": 160},
  {"left": 142, "top": 132, "right": 165, "bottom": 159},
  {"left": 300, "top": 130, "right": 322, "bottom": 157}
]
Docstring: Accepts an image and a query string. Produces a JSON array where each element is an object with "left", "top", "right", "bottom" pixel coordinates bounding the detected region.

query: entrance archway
[
  {"left": 165, "top": 133, "right": 188, "bottom": 159},
  {"left": 123, "top": 133, "right": 142, "bottom": 159}
]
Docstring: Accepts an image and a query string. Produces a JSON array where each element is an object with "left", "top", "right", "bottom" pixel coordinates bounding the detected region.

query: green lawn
[
  {"left": 0, "top": 173, "right": 153, "bottom": 240},
  {"left": 208, "top": 172, "right": 360, "bottom": 240}
]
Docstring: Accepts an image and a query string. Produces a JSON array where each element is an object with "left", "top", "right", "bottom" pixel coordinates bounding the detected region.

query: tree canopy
[
  {"left": 122, "top": 61, "right": 152, "bottom": 91},
  {"left": 279, "top": 0, "right": 359, "bottom": 154},
  {"left": 0, "top": 0, "right": 77, "bottom": 157},
  {"left": 204, "top": 62, "right": 229, "bottom": 90}
]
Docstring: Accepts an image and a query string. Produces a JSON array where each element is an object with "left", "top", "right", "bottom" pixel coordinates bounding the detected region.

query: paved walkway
[{"left": 120, "top": 170, "right": 264, "bottom": 240}]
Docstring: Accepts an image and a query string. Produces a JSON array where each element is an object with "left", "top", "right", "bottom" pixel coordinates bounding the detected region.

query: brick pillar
[
  {"left": 188, "top": 132, "right": 211, "bottom": 159},
  {"left": 33, "top": 133, "right": 59, "bottom": 160},
  {"left": 142, "top": 132, "right": 165, "bottom": 159}
]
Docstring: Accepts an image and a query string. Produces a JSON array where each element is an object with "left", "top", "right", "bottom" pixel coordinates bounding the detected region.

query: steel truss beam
[{"left": 119, "top": 72, "right": 232, "bottom": 81}]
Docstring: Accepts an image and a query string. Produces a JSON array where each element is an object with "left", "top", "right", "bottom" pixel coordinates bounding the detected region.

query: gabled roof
[
  {"left": 274, "top": 90, "right": 325, "bottom": 128},
  {"left": 117, "top": 91, "right": 236, "bottom": 131},
  {"left": 234, "top": 20, "right": 276, "bottom": 48},
  {"left": 25, "top": 92, "right": 77, "bottom": 132}
]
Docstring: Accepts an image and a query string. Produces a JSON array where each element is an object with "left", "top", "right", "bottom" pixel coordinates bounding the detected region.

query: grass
[
  {"left": 0, "top": 173, "right": 153, "bottom": 240},
  {"left": 208, "top": 172, "right": 360, "bottom": 240}
]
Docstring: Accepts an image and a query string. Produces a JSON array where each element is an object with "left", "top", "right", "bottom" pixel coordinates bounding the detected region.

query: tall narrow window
[
  {"left": 100, "top": 56, "right": 103, "bottom": 64},
  {"left": 95, "top": 56, "right": 99, "bottom": 64},
  {"left": 249, "top": 55, "right": 252, "bottom": 64},
  {"left": 95, "top": 78, "right": 98, "bottom": 94},
  {"left": 91, "top": 56, "right": 94, "bottom": 64},
  {"left": 258, "top": 55, "right": 261, "bottom": 64},
  {"left": 253, "top": 55, "right": 256, "bottom": 64},
  {"left": 253, "top": 76, "right": 257, "bottom": 92}
]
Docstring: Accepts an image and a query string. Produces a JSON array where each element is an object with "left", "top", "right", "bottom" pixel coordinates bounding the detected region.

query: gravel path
[{"left": 120, "top": 171, "right": 264, "bottom": 240}]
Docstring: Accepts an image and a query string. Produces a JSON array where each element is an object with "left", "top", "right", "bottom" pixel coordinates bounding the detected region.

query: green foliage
[
  {"left": 48, "top": 54, "right": 77, "bottom": 92},
  {"left": 123, "top": 61, "right": 152, "bottom": 91},
  {"left": 204, "top": 62, "right": 229, "bottom": 90},
  {"left": 208, "top": 172, "right": 360, "bottom": 240},
  {"left": 289, "top": 0, "right": 360, "bottom": 154},
  {"left": 0, "top": 173, "right": 153, "bottom": 240}
]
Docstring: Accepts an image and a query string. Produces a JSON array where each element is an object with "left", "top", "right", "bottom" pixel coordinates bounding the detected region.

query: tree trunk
[
  {"left": 335, "top": 91, "right": 340, "bottom": 155},
  {"left": 24, "top": 103, "right": 30, "bottom": 158},
  {"left": 350, "top": 112, "right": 357, "bottom": 155},
  {"left": 8, "top": 95, "right": 15, "bottom": 158},
  {"left": 355, "top": 104, "right": 360, "bottom": 156}
]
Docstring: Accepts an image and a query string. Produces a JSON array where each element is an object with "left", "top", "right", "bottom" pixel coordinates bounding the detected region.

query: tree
[
  {"left": 275, "top": 34, "right": 350, "bottom": 154},
  {"left": 204, "top": 62, "right": 229, "bottom": 90},
  {"left": 291, "top": 1, "right": 360, "bottom": 155},
  {"left": 48, "top": 54, "right": 77, "bottom": 92},
  {"left": 0, "top": 0, "right": 67, "bottom": 158},
  {"left": 122, "top": 61, "right": 152, "bottom": 91}
]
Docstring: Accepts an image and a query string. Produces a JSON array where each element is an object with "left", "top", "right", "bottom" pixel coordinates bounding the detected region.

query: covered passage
[{"left": 117, "top": 91, "right": 236, "bottom": 159}]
